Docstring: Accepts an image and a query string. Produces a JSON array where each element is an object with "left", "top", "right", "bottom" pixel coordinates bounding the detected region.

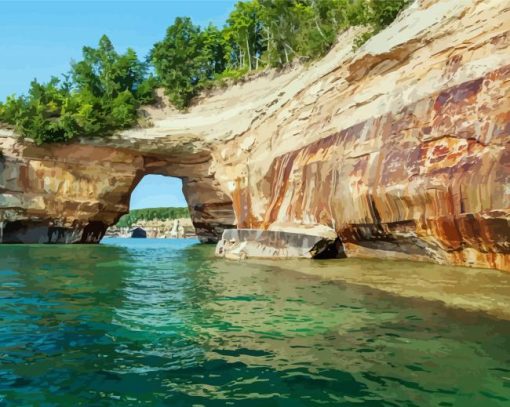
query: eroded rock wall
[
  {"left": 0, "top": 135, "right": 234, "bottom": 243},
  {"left": 0, "top": 137, "right": 141, "bottom": 242},
  {"left": 212, "top": 0, "right": 510, "bottom": 270},
  {"left": 234, "top": 69, "right": 509, "bottom": 269}
]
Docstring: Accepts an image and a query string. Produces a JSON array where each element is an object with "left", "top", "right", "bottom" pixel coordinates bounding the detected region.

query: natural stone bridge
[
  {"left": 1, "top": 0, "right": 509, "bottom": 271},
  {"left": 0, "top": 137, "right": 235, "bottom": 244}
]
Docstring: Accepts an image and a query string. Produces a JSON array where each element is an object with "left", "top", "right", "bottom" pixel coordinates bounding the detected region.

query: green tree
[
  {"left": 0, "top": 35, "right": 155, "bottom": 144},
  {"left": 151, "top": 17, "right": 206, "bottom": 109},
  {"left": 225, "top": 1, "right": 263, "bottom": 70},
  {"left": 72, "top": 36, "right": 149, "bottom": 99},
  {"left": 201, "top": 24, "right": 228, "bottom": 75}
]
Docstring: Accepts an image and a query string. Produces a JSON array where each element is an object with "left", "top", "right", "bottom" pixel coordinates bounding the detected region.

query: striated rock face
[
  {"left": 212, "top": 0, "right": 510, "bottom": 271},
  {"left": 0, "top": 135, "right": 235, "bottom": 243},
  {"left": 0, "top": 0, "right": 509, "bottom": 270}
]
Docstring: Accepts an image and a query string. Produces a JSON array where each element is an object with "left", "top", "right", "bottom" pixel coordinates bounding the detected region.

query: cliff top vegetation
[{"left": 0, "top": 0, "right": 408, "bottom": 145}]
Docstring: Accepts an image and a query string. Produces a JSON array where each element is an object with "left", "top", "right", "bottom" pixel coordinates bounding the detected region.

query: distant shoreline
[
  {"left": 102, "top": 235, "right": 197, "bottom": 240},
  {"left": 106, "top": 211, "right": 195, "bottom": 239}
]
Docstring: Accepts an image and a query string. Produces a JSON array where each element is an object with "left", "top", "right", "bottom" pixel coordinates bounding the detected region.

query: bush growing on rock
[{"left": 0, "top": 35, "right": 157, "bottom": 145}]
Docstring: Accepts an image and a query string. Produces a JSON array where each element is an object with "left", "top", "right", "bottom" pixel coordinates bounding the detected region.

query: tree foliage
[
  {"left": 0, "top": 35, "right": 156, "bottom": 144},
  {"left": 0, "top": 1, "right": 409, "bottom": 143},
  {"left": 116, "top": 207, "right": 190, "bottom": 228},
  {"left": 151, "top": 0, "right": 409, "bottom": 109},
  {"left": 150, "top": 18, "right": 207, "bottom": 109}
]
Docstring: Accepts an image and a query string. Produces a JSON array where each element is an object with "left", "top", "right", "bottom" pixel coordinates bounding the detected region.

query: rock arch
[{"left": 0, "top": 137, "right": 235, "bottom": 244}]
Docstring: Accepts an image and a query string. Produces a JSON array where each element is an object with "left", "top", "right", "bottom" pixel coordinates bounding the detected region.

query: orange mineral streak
[{"left": 254, "top": 65, "right": 510, "bottom": 270}]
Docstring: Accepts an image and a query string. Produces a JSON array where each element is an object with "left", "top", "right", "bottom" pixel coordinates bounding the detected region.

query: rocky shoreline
[{"left": 105, "top": 218, "right": 196, "bottom": 239}]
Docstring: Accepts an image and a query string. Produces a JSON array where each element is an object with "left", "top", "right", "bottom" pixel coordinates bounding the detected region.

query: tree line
[
  {"left": 0, "top": 0, "right": 409, "bottom": 144},
  {"left": 115, "top": 207, "right": 190, "bottom": 228}
]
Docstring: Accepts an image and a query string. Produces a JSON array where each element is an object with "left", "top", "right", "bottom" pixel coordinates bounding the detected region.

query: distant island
[{"left": 106, "top": 207, "right": 195, "bottom": 238}]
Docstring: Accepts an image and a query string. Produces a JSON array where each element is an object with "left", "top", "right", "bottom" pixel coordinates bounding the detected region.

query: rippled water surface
[{"left": 1, "top": 238, "right": 509, "bottom": 406}]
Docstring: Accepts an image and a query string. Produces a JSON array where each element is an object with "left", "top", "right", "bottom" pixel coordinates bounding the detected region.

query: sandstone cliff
[{"left": 0, "top": 0, "right": 509, "bottom": 270}]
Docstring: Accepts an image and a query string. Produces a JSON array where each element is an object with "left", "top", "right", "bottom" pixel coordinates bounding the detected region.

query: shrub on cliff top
[
  {"left": 0, "top": 35, "right": 157, "bottom": 145},
  {"left": 0, "top": 0, "right": 409, "bottom": 143}
]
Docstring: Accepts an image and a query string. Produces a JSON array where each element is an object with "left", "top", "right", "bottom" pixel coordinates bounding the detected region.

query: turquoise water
[{"left": 0, "top": 238, "right": 509, "bottom": 406}]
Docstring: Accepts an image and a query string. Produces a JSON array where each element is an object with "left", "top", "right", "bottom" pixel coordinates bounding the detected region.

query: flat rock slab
[{"left": 216, "top": 228, "right": 343, "bottom": 259}]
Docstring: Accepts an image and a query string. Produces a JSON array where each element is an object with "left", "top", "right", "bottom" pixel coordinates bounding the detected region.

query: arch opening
[{"left": 106, "top": 174, "right": 195, "bottom": 239}]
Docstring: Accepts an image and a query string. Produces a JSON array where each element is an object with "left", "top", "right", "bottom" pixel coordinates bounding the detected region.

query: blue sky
[
  {"left": 130, "top": 175, "right": 187, "bottom": 209},
  {"left": 0, "top": 0, "right": 237, "bottom": 209}
]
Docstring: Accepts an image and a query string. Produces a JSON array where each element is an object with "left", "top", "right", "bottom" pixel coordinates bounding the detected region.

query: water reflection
[
  {"left": 0, "top": 239, "right": 509, "bottom": 406},
  {"left": 174, "top": 258, "right": 510, "bottom": 406}
]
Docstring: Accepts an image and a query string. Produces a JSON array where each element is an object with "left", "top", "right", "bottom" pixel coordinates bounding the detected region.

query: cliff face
[
  {"left": 0, "top": 135, "right": 234, "bottom": 243},
  {"left": 0, "top": 0, "right": 509, "bottom": 270},
  {"left": 213, "top": 0, "right": 510, "bottom": 270}
]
